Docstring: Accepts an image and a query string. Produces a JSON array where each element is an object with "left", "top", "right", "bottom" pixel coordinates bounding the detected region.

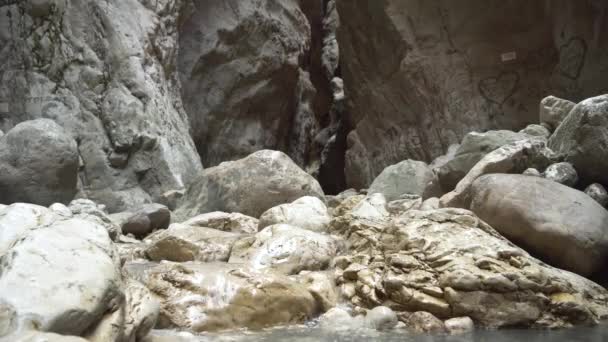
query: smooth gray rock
[
  {"left": 369, "top": 160, "right": 441, "bottom": 202},
  {"left": 540, "top": 96, "right": 576, "bottom": 131},
  {"left": 364, "top": 306, "right": 398, "bottom": 331},
  {"left": 585, "top": 183, "right": 608, "bottom": 207},
  {"left": 229, "top": 224, "right": 339, "bottom": 275},
  {"left": 175, "top": 150, "right": 324, "bottom": 220},
  {"left": 549, "top": 95, "right": 608, "bottom": 186},
  {"left": 543, "top": 162, "right": 578, "bottom": 187},
  {"left": 445, "top": 317, "right": 474, "bottom": 335},
  {"left": 436, "top": 130, "right": 531, "bottom": 192},
  {"left": 258, "top": 196, "right": 331, "bottom": 233},
  {"left": 523, "top": 168, "right": 542, "bottom": 177},
  {"left": 0, "top": 205, "right": 127, "bottom": 338},
  {"left": 469, "top": 174, "right": 608, "bottom": 276},
  {"left": 111, "top": 204, "right": 170, "bottom": 238},
  {"left": 0, "top": 119, "right": 78, "bottom": 206}
]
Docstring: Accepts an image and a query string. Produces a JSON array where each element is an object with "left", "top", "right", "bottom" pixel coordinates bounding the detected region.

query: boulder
[
  {"left": 144, "top": 224, "right": 242, "bottom": 262},
  {"left": 549, "top": 95, "right": 608, "bottom": 186},
  {"left": 519, "top": 124, "right": 551, "bottom": 139},
  {"left": 181, "top": 212, "right": 258, "bottom": 234},
  {"left": 585, "top": 183, "right": 608, "bottom": 207},
  {"left": 331, "top": 207, "right": 608, "bottom": 328},
  {"left": 436, "top": 130, "right": 530, "bottom": 192},
  {"left": 124, "top": 261, "right": 317, "bottom": 332},
  {"left": 69, "top": 199, "right": 121, "bottom": 241},
  {"left": 469, "top": 174, "right": 608, "bottom": 276},
  {"left": 350, "top": 193, "right": 389, "bottom": 221},
  {"left": 0, "top": 119, "right": 78, "bottom": 206},
  {"left": 440, "top": 139, "right": 554, "bottom": 208},
  {"left": 258, "top": 196, "right": 331, "bottom": 232},
  {"left": 229, "top": 224, "right": 339, "bottom": 275},
  {"left": 523, "top": 168, "right": 542, "bottom": 177},
  {"left": 543, "top": 162, "right": 578, "bottom": 187},
  {"left": 110, "top": 204, "right": 170, "bottom": 238},
  {"left": 368, "top": 160, "right": 442, "bottom": 201},
  {"left": 0, "top": 205, "right": 123, "bottom": 337},
  {"left": 407, "top": 312, "right": 447, "bottom": 334},
  {"left": 175, "top": 150, "right": 324, "bottom": 220},
  {"left": 445, "top": 317, "right": 474, "bottom": 335},
  {"left": 540, "top": 96, "right": 576, "bottom": 131},
  {"left": 364, "top": 306, "right": 398, "bottom": 331}
]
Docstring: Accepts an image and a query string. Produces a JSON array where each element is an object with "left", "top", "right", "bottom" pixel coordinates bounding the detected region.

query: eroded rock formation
[{"left": 337, "top": 0, "right": 608, "bottom": 188}]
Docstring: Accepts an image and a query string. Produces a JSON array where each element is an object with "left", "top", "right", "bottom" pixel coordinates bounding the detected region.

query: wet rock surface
[{"left": 330, "top": 205, "right": 608, "bottom": 328}]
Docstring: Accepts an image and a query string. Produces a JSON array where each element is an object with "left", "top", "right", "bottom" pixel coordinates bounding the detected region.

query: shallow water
[{"left": 151, "top": 322, "right": 608, "bottom": 342}]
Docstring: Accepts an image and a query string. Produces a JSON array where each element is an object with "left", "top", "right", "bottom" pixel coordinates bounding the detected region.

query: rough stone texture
[
  {"left": 181, "top": 212, "right": 258, "bottom": 234},
  {"left": 258, "top": 196, "right": 331, "bottom": 233},
  {"left": 543, "top": 162, "right": 579, "bottom": 187},
  {"left": 0, "top": 0, "right": 203, "bottom": 212},
  {"left": 469, "top": 174, "right": 608, "bottom": 276},
  {"left": 329, "top": 207, "right": 608, "bottom": 328},
  {"left": 549, "top": 95, "right": 608, "bottom": 186},
  {"left": 178, "top": 0, "right": 323, "bottom": 171},
  {"left": 0, "top": 205, "right": 123, "bottom": 337},
  {"left": 69, "top": 199, "right": 122, "bottom": 241},
  {"left": 175, "top": 150, "right": 324, "bottom": 220},
  {"left": 440, "top": 139, "right": 555, "bottom": 208},
  {"left": 540, "top": 96, "right": 576, "bottom": 130},
  {"left": 124, "top": 261, "right": 317, "bottom": 332},
  {"left": 337, "top": 0, "right": 608, "bottom": 189},
  {"left": 229, "top": 224, "right": 339, "bottom": 275},
  {"left": 87, "top": 279, "right": 160, "bottom": 342},
  {"left": 407, "top": 312, "right": 447, "bottom": 334},
  {"left": 0, "top": 119, "right": 78, "bottom": 206},
  {"left": 519, "top": 124, "right": 551, "bottom": 139},
  {"left": 585, "top": 183, "right": 608, "bottom": 207},
  {"left": 436, "top": 130, "right": 530, "bottom": 192},
  {"left": 368, "top": 160, "right": 441, "bottom": 202},
  {"left": 144, "top": 223, "right": 242, "bottom": 262},
  {"left": 295, "top": 271, "right": 338, "bottom": 313},
  {"left": 322, "top": 0, "right": 340, "bottom": 80}
]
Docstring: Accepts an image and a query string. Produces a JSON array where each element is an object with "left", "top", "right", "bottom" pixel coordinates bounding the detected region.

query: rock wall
[
  {"left": 337, "top": 0, "right": 608, "bottom": 188},
  {"left": 178, "top": 0, "right": 332, "bottom": 173},
  {"left": 0, "top": 0, "right": 203, "bottom": 212}
]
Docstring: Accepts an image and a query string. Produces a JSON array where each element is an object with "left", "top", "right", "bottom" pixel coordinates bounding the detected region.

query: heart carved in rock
[
  {"left": 478, "top": 71, "right": 520, "bottom": 106},
  {"left": 557, "top": 37, "right": 587, "bottom": 80}
]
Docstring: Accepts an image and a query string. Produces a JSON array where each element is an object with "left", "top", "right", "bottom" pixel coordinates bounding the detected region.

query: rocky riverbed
[{"left": 2, "top": 0, "right": 608, "bottom": 341}]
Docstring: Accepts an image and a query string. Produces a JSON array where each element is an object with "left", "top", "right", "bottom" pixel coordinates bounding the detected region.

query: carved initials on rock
[{"left": 478, "top": 71, "right": 520, "bottom": 106}]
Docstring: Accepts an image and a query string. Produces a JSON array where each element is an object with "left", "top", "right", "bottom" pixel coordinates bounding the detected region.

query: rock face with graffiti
[{"left": 338, "top": 0, "right": 608, "bottom": 188}]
